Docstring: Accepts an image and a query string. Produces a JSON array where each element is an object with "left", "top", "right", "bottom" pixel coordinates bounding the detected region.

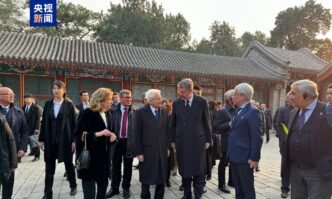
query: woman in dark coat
[
  {"left": 133, "top": 89, "right": 169, "bottom": 199},
  {"left": 39, "top": 80, "right": 77, "bottom": 199},
  {"left": 75, "top": 88, "right": 117, "bottom": 199}
]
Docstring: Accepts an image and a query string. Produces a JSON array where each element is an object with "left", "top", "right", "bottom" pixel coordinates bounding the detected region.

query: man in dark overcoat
[
  {"left": 170, "top": 78, "right": 212, "bottom": 199},
  {"left": 133, "top": 89, "right": 169, "bottom": 199},
  {"left": 22, "top": 93, "right": 41, "bottom": 161},
  {"left": 213, "top": 89, "right": 235, "bottom": 194},
  {"left": 0, "top": 87, "right": 28, "bottom": 199},
  {"left": 106, "top": 89, "right": 136, "bottom": 199}
]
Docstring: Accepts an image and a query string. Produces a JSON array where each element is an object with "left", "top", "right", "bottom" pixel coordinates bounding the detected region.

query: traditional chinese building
[{"left": 0, "top": 32, "right": 329, "bottom": 112}]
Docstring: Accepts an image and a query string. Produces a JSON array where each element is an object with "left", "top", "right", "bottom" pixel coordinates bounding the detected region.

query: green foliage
[
  {"left": 240, "top": 31, "right": 269, "bottom": 51},
  {"left": 94, "top": 0, "right": 190, "bottom": 50},
  {"left": 208, "top": 21, "right": 241, "bottom": 56},
  {"left": 270, "top": 0, "right": 331, "bottom": 50},
  {"left": 28, "top": 0, "right": 102, "bottom": 40},
  {"left": 0, "top": 0, "right": 27, "bottom": 31}
]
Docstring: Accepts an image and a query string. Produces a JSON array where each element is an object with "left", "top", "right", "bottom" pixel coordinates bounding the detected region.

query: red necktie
[{"left": 121, "top": 108, "right": 128, "bottom": 137}]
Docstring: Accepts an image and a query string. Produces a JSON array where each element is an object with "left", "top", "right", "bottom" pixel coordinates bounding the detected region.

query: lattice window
[
  {"left": 67, "top": 79, "right": 80, "bottom": 105},
  {"left": 157, "top": 85, "right": 177, "bottom": 101}
]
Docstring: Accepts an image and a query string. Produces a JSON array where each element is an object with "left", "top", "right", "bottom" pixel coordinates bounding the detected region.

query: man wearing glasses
[{"left": 0, "top": 87, "right": 29, "bottom": 199}]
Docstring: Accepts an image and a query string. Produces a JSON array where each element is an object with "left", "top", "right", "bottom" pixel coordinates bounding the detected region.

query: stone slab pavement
[{"left": 2, "top": 133, "right": 284, "bottom": 199}]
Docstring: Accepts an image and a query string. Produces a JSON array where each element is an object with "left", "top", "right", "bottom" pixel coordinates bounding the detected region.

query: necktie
[
  {"left": 154, "top": 109, "right": 159, "bottom": 120},
  {"left": 121, "top": 107, "right": 128, "bottom": 138},
  {"left": 185, "top": 100, "right": 190, "bottom": 111},
  {"left": 25, "top": 106, "right": 29, "bottom": 114},
  {"left": 298, "top": 109, "right": 308, "bottom": 129}
]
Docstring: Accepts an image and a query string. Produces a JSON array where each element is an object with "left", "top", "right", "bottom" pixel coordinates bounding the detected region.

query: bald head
[{"left": 0, "top": 87, "right": 15, "bottom": 105}]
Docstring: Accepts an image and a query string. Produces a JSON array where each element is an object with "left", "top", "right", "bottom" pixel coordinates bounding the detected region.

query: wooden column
[{"left": 122, "top": 73, "right": 131, "bottom": 90}]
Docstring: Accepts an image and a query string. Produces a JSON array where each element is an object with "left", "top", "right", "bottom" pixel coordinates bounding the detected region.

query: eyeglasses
[
  {"left": 0, "top": 93, "right": 15, "bottom": 97},
  {"left": 121, "top": 96, "right": 132, "bottom": 99}
]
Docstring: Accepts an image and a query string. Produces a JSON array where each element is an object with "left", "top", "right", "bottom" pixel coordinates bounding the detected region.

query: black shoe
[
  {"left": 123, "top": 189, "right": 130, "bottom": 199},
  {"left": 203, "top": 186, "right": 207, "bottom": 193},
  {"left": 63, "top": 172, "right": 67, "bottom": 177},
  {"left": 166, "top": 180, "right": 171, "bottom": 187},
  {"left": 32, "top": 157, "right": 40, "bottom": 162},
  {"left": 179, "top": 184, "right": 184, "bottom": 191},
  {"left": 28, "top": 152, "right": 34, "bottom": 156},
  {"left": 42, "top": 193, "right": 52, "bottom": 199},
  {"left": 106, "top": 189, "right": 119, "bottom": 198},
  {"left": 70, "top": 187, "right": 77, "bottom": 196},
  {"left": 255, "top": 167, "right": 260, "bottom": 172},
  {"left": 281, "top": 191, "right": 289, "bottom": 198},
  {"left": 206, "top": 176, "right": 211, "bottom": 181},
  {"left": 218, "top": 185, "right": 231, "bottom": 193}
]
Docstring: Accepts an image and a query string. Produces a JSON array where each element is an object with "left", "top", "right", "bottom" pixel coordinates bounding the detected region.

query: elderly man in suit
[
  {"left": 286, "top": 79, "right": 332, "bottom": 199},
  {"left": 170, "top": 78, "right": 212, "bottom": 199},
  {"left": 213, "top": 89, "right": 235, "bottom": 194},
  {"left": 134, "top": 89, "right": 169, "bottom": 199},
  {"left": 228, "top": 83, "right": 263, "bottom": 199},
  {"left": 0, "top": 87, "right": 29, "bottom": 199},
  {"left": 22, "top": 93, "right": 41, "bottom": 162},
  {"left": 76, "top": 90, "right": 89, "bottom": 112}
]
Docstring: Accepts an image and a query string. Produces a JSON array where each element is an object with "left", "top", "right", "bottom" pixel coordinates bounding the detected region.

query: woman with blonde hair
[{"left": 75, "top": 87, "right": 117, "bottom": 199}]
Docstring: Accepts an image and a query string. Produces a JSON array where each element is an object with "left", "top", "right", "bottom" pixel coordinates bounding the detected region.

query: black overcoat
[
  {"left": 74, "top": 108, "right": 114, "bottom": 180},
  {"left": 170, "top": 95, "right": 212, "bottom": 178},
  {"left": 133, "top": 106, "right": 169, "bottom": 185},
  {"left": 39, "top": 99, "right": 76, "bottom": 163}
]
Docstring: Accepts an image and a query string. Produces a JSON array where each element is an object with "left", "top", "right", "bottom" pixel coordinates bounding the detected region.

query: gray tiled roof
[
  {"left": 0, "top": 32, "right": 281, "bottom": 80},
  {"left": 264, "top": 47, "right": 328, "bottom": 71},
  {"left": 243, "top": 41, "right": 328, "bottom": 72}
]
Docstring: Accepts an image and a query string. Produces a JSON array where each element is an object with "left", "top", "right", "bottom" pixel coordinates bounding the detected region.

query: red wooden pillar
[{"left": 122, "top": 73, "right": 131, "bottom": 90}]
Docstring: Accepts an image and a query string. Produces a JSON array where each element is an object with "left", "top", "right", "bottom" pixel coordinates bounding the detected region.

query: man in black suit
[
  {"left": 106, "top": 89, "right": 135, "bottom": 199},
  {"left": 0, "top": 87, "right": 28, "bottom": 199},
  {"left": 286, "top": 79, "right": 332, "bottom": 198},
  {"left": 134, "top": 89, "right": 169, "bottom": 199},
  {"left": 22, "top": 93, "right": 41, "bottom": 162},
  {"left": 275, "top": 92, "right": 293, "bottom": 198},
  {"left": 170, "top": 78, "right": 212, "bottom": 199},
  {"left": 76, "top": 90, "right": 89, "bottom": 112},
  {"left": 260, "top": 103, "right": 272, "bottom": 143},
  {"left": 213, "top": 89, "right": 235, "bottom": 194}
]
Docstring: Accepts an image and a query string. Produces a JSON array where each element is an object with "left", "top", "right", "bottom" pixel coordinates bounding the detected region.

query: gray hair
[
  {"left": 145, "top": 89, "right": 161, "bottom": 103},
  {"left": 224, "top": 89, "right": 234, "bottom": 100},
  {"left": 234, "top": 83, "right": 254, "bottom": 100},
  {"left": 291, "top": 79, "right": 318, "bottom": 99},
  {"left": 177, "top": 78, "right": 194, "bottom": 90},
  {"left": 119, "top": 89, "right": 131, "bottom": 97}
]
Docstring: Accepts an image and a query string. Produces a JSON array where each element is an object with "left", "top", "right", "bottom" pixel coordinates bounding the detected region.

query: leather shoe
[
  {"left": 166, "top": 180, "right": 171, "bottom": 187},
  {"left": 206, "top": 176, "right": 211, "bottom": 181},
  {"left": 70, "top": 187, "right": 77, "bottom": 196},
  {"left": 32, "top": 157, "right": 39, "bottom": 162},
  {"left": 219, "top": 185, "right": 230, "bottom": 193},
  {"left": 123, "top": 189, "right": 130, "bottom": 199},
  {"left": 106, "top": 189, "right": 119, "bottom": 198},
  {"left": 203, "top": 186, "right": 207, "bottom": 193},
  {"left": 63, "top": 172, "right": 67, "bottom": 177},
  {"left": 281, "top": 191, "right": 289, "bottom": 198},
  {"left": 179, "top": 184, "right": 184, "bottom": 191}
]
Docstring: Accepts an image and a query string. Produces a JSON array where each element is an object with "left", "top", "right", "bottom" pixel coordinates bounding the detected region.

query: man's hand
[
  {"left": 248, "top": 160, "right": 259, "bottom": 169},
  {"left": 71, "top": 143, "right": 76, "bottom": 152},
  {"left": 137, "top": 155, "right": 144, "bottom": 162},
  {"left": 39, "top": 142, "right": 45, "bottom": 151},
  {"left": 17, "top": 150, "right": 25, "bottom": 157},
  {"left": 205, "top": 143, "right": 210, "bottom": 150}
]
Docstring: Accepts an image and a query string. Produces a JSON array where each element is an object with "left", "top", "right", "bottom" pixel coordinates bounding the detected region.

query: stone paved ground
[{"left": 4, "top": 133, "right": 284, "bottom": 199}]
